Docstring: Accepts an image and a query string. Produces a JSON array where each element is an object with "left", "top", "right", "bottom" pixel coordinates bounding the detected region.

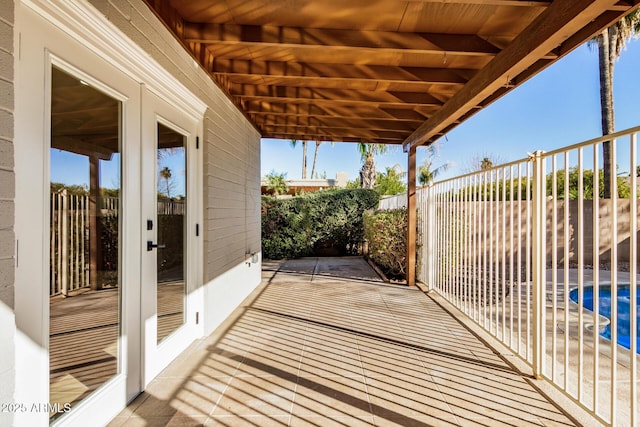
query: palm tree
[
  {"left": 462, "top": 152, "right": 504, "bottom": 173},
  {"left": 309, "top": 140, "right": 335, "bottom": 179},
  {"left": 159, "top": 166, "right": 173, "bottom": 198},
  {"left": 418, "top": 159, "right": 449, "bottom": 185},
  {"left": 289, "top": 139, "right": 308, "bottom": 179},
  {"left": 480, "top": 157, "right": 493, "bottom": 170},
  {"left": 592, "top": 12, "right": 640, "bottom": 198},
  {"left": 265, "top": 170, "right": 289, "bottom": 196},
  {"left": 417, "top": 143, "right": 450, "bottom": 186},
  {"left": 357, "top": 143, "right": 388, "bottom": 189}
]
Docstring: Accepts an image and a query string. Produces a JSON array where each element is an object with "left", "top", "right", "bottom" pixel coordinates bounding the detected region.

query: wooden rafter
[
  {"left": 212, "top": 60, "right": 472, "bottom": 86},
  {"left": 231, "top": 85, "right": 444, "bottom": 107},
  {"left": 253, "top": 116, "right": 423, "bottom": 131},
  {"left": 405, "top": 0, "right": 550, "bottom": 5},
  {"left": 260, "top": 125, "right": 411, "bottom": 139},
  {"left": 265, "top": 132, "right": 401, "bottom": 143},
  {"left": 184, "top": 23, "right": 502, "bottom": 57},
  {"left": 247, "top": 104, "right": 434, "bottom": 122}
]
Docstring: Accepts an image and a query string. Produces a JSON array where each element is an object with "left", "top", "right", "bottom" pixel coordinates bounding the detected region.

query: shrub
[
  {"left": 363, "top": 209, "right": 407, "bottom": 280},
  {"left": 261, "top": 189, "right": 379, "bottom": 259}
]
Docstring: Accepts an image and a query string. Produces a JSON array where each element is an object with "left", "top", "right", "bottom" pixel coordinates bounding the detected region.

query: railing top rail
[
  {"left": 431, "top": 156, "right": 532, "bottom": 187},
  {"left": 430, "top": 125, "right": 640, "bottom": 188},
  {"left": 541, "top": 125, "right": 640, "bottom": 158}
]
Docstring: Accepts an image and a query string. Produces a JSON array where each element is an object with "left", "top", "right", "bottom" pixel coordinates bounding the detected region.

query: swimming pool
[{"left": 569, "top": 284, "right": 640, "bottom": 352}]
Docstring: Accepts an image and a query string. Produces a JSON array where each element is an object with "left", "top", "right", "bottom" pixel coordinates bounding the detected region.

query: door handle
[{"left": 147, "top": 241, "right": 166, "bottom": 251}]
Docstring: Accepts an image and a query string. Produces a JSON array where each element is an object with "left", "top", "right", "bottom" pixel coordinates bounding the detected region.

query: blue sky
[{"left": 261, "top": 38, "right": 640, "bottom": 183}]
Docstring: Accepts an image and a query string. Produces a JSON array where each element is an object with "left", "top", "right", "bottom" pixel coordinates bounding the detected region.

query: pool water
[{"left": 569, "top": 285, "right": 640, "bottom": 352}]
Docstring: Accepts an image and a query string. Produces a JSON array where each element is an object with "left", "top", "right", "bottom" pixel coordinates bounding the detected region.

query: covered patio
[{"left": 108, "top": 258, "right": 576, "bottom": 426}]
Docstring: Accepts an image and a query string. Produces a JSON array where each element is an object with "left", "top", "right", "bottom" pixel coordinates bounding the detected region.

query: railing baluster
[
  {"left": 532, "top": 151, "right": 545, "bottom": 379},
  {"left": 551, "top": 154, "right": 558, "bottom": 382},
  {"left": 502, "top": 167, "right": 507, "bottom": 342},
  {"left": 593, "top": 144, "right": 600, "bottom": 415},
  {"left": 610, "top": 138, "right": 618, "bottom": 427},
  {"left": 563, "top": 151, "right": 570, "bottom": 394},
  {"left": 629, "top": 133, "right": 638, "bottom": 427},
  {"left": 509, "top": 165, "right": 515, "bottom": 350},
  {"left": 517, "top": 163, "right": 523, "bottom": 356},
  {"left": 577, "top": 147, "right": 584, "bottom": 401},
  {"left": 526, "top": 160, "right": 532, "bottom": 362}
]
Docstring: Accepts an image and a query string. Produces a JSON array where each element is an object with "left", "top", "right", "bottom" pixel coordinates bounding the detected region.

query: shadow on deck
[{"left": 109, "top": 257, "right": 577, "bottom": 426}]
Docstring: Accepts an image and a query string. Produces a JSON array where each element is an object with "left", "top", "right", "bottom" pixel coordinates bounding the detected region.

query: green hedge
[
  {"left": 261, "top": 189, "right": 379, "bottom": 259},
  {"left": 363, "top": 209, "right": 407, "bottom": 280}
]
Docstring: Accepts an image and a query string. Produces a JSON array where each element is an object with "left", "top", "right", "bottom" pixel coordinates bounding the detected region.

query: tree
[
  {"left": 346, "top": 178, "right": 361, "bottom": 189},
  {"left": 463, "top": 152, "right": 504, "bottom": 173},
  {"left": 418, "top": 159, "right": 450, "bottom": 185},
  {"left": 158, "top": 166, "right": 175, "bottom": 198},
  {"left": 264, "top": 170, "right": 289, "bottom": 196},
  {"left": 357, "top": 143, "right": 389, "bottom": 189},
  {"left": 592, "top": 12, "right": 640, "bottom": 198},
  {"left": 480, "top": 157, "right": 493, "bottom": 170},
  {"left": 290, "top": 139, "right": 308, "bottom": 179},
  {"left": 309, "top": 141, "right": 335, "bottom": 179},
  {"left": 546, "top": 167, "right": 630, "bottom": 200},
  {"left": 310, "top": 141, "right": 321, "bottom": 179},
  {"left": 50, "top": 182, "right": 88, "bottom": 195},
  {"left": 375, "top": 165, "right": 407, "bottom": 196},
  {"left": 417, "top": 143, "right": 451, "bottom": 186}
]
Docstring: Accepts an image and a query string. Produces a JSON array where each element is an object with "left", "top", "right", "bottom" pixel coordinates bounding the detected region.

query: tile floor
[{"left": 108, "top": 257, "right": 578, "bottom": 426}]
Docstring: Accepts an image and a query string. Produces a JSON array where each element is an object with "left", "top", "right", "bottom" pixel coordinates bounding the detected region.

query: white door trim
[
  {"left": 15, "top": 7, "right": 141, "bottom": 426},
  {"left": 21, "top": 0, "right": 207, "bottom": 119}
]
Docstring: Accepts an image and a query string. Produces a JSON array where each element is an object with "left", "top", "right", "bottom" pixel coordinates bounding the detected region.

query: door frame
[{"left": 15, "top": 10, "right": 141, "bottom": 426}]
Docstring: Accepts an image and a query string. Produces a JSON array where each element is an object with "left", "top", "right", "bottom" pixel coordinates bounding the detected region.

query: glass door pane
[
  {"left": 156, "top": 123, "right": 186, "bottom": 343},
  {"left": 49, "top": 67, "right": 121, "bottom": 421}
]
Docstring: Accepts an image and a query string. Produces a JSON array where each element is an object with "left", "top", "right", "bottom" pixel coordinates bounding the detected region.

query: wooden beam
[
  {"left": 233, "top": 86, "right": 445, "bottom": 107},
  {"left": 212, "top": 59, "right": 472, "bottom": 86},
  {"left": 261, "top": 126, "right": 410, "bottom": 141},
  {"left": 264, "top": 132, "right": 399, "bottom": 144},
  {"left": 254, "top": 116, "right": 422, "bottom": 131},
  {"left": 406, "top": 146, "right": 417, "bottom": 287},
  {"left": 403, "top": 0, "right": 624, "bottom": 149},
  {"left": 184, "top": 23, "right": 501, "bottom": 57},
  {"left": 246, "top": 102, "right": 433, "bottom": 121},
  {"left": 261, "top": 125, "right": 411, "bottom": 139},
  {"left": 241, "top": 96, "right": 440, "bottom": 109},
  {"left": 405, "top": 0, "right": 550, "bottom": 5}
]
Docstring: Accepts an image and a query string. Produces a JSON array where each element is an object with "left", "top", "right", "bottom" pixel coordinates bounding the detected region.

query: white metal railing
[
  {"left": 379, "top": 194, "right": 407, "bottom": 210},
  {"left": 420, "top": 126, "right": 640, "bottom": 427},
  {"left": 50, "top": 193, "right": 183, "bottom": 296}
]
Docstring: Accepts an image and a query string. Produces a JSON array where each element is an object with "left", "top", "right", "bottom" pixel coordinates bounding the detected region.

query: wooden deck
[
  {"left": 49, "top": 288, "right": 119, "bottom": 420},
  {"left": 49, "top": 282, "right": 185, "bottom": 420}
]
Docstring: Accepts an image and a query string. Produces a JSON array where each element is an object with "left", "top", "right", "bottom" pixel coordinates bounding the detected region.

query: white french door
[
  {"left": 16, "top": 7, "right": 142, "bottom": 427},
  {"left": 140, "top": 89, "right": 202, "bottom": 385}
]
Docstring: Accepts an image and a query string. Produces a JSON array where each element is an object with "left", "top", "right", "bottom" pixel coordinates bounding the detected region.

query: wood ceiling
[{"left": 144, "top": 0, "right": 639, "bottom": 150}]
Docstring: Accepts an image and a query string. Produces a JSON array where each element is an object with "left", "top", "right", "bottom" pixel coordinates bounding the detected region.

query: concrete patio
[{"left": 108, "top": 258, "right": 578, "bottom": 427}]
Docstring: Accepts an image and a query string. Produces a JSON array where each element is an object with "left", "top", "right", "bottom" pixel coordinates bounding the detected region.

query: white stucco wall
[{"left": 0, "top": 0, "right": 16, "bottom": 425}]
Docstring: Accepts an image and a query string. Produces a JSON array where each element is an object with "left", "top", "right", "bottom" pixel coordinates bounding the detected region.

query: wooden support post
[
  {"left": 89, "top": 155, "right": 101, "bottom": 291},
  {"left": 407, "top": 145, "right": 417, "bottom": 286}
]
